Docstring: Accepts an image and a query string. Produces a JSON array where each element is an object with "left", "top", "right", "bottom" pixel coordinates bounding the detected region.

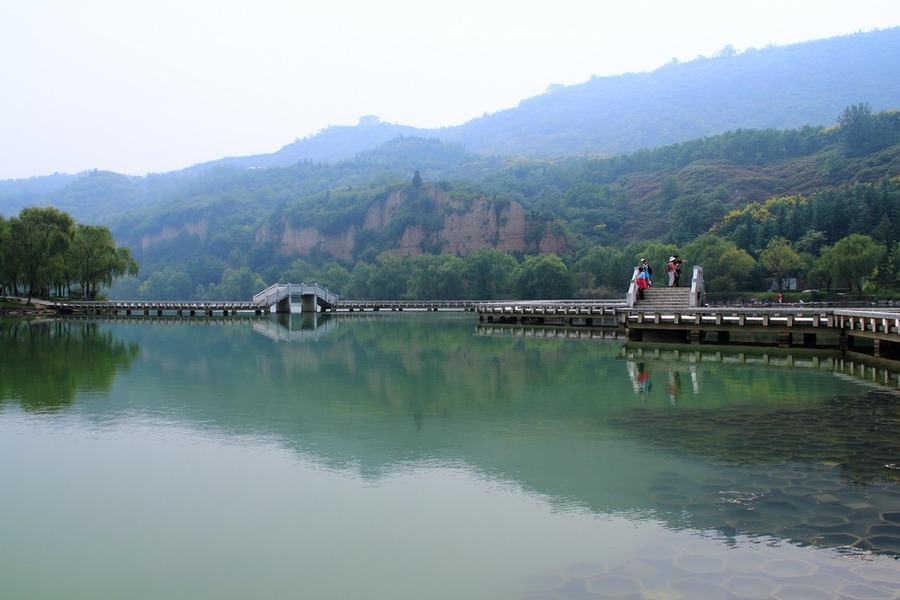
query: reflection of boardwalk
[
  {"left": 622, "top": 345, "right": 900, "bottom": 391},
  {"left": 475, "top": 323, "right": 625, "bottom": 340}
]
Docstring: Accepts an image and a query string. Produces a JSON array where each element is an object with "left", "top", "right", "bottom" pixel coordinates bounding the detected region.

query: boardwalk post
[{"left": 778, "top": 332, "right": 791, "bottom": 348}]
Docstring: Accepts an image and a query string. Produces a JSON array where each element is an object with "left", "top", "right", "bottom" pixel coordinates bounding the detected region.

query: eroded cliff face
[
  {"left": 140, "top": 218, "right": 209, "bottom": 250},
  {"left": 256, "top": 188, "right": 567, "bottom": 261}
]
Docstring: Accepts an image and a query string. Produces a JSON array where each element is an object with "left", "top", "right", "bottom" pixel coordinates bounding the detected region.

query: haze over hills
[
  {"left": 193, "top": 27, "right": 900, "bottom": 172},
  {"left": 2, "top": 28, "right": 899, "bottom": 200},
  {"left": 1, "top": 28, "right": 899, "bottom": 300}
]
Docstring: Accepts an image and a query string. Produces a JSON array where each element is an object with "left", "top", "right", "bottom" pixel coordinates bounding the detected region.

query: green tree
[
  {"left": 319, "top": 262, "right": 351, "bottom": 295},
  {"left": 8, "top": 207, "right": 75, "bottom": 301},
  {"left": 0, "top": 216, "right": 11, "bottom": 294},
  {"left": 808, "top": 246, "right": 837, "bottom": 292},
  {"left": 835, "top": 103, "right": 896, "bottom": 156},
  {"left": 207, "top": 267, "right": 266, "bottom": 300},
  {"left": 68, "top": 224, "right": 138, "bottom": 299},
  {"left": 513, "top": 254, "right": 573, "bottom": 299},
  {"left": 138, "top": 267, "right": 194, "bottom": 300},
  {"left": 464, "top": 249, "right": 517, "bottom": 299},
  {"left": 795, "top": 230, "right": 828, "bottom": 255},
  {"left": 409, "top": 254, "right": 467, "bottom": 299},
  {"left": 758, "top": 237, "right": 803, "bottom": 290},
  {"left": 871, "top": 243, "right": 898, "bottom": 292},
  {"left": 280, "top": 258, "right": 319, "bottom": 284},
  {"left": 829, "top": 234, "right": 885, "bottom": 293},
  {"left": 346, "top": 262, "right": 375, "bottom": 299},
  {"left": 368, "top": 253, "right": 412, "bottom": 300},
  {"left": 572, "top": 245, "right": 632, "bottom": 294},
  {"left": 682, "top": 234, "right": 758, "bottom": 293}
]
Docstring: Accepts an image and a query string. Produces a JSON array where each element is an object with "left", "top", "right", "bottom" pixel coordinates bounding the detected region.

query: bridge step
[{"left": 637, "top": 286, "right": 692, "bottom": 309}]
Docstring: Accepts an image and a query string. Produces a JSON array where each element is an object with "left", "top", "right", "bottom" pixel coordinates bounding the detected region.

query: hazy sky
[{"left": 2, "top": 0, "right": 899, "bottom": 180}]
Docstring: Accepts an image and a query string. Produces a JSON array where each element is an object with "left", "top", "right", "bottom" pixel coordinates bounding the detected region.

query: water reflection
[
  {"left": 0, "top": 319, "right": 139, "bottom": 411},
  {"left": 1, "top": 314, "right": 899, "bottom": 598}
]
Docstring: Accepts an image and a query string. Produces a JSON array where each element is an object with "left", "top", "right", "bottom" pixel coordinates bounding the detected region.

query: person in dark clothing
[
  {"left": 671, "top": 255, "right": 684, "bottom": 287},
  {"left": 640, "top": 258, "right": 653, "bottom": 287}
]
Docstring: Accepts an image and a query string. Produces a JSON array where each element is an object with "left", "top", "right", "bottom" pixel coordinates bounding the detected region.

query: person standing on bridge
[
  {"left": 665, "top": 257, "right": 676, "bottom": 287},
  {"left": 636, "top": 266, "right": 649, "bottom": 299},
  {"left": 640, "top": 258, "right": 653, "bottom": 287},
  {"left": 668, "top": 255, "right": 684, "bottom": 287}
]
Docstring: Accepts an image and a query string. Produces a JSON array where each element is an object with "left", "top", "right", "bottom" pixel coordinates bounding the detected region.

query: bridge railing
[
  {"left": 290, "top": 283, "right": 339, "bottom": 307},
  {"left": 690, "top": 266, "right": 705, "bottom": 307},
  {"left": 626, "top": 266, "right": 639, "bottom": 308},
  {"left": 253, "top": 283, "right": 289, "bottom": 307}
]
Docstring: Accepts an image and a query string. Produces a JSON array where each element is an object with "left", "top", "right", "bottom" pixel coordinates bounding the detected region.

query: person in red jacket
[{"left": 636, "top": 266, "right": 649, "bottom": 299}]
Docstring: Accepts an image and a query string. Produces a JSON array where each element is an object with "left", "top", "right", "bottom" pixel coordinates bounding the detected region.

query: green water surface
[{"left": 1, "top": 313, "right": 899, "bottom": 599}]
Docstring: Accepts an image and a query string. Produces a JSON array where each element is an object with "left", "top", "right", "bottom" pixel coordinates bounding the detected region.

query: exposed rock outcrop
[{"left": 256, "top": 188, "right": 568, "bottom": 262}]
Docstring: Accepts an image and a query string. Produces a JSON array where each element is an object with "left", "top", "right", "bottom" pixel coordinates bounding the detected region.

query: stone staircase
[{"left": 636, "top": 285, "right": 693, "bottom": 309}]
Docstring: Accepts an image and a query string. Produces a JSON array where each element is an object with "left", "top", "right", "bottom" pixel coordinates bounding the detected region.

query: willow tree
[
  {"left": 8, "top": 207, "right": 75, "bottom": 301},
  {"left": 68, "top": 224, "right": 138, "bottom": 299},
  {"left": 829, "top": 234, "right": 885, "bottom": 294}
]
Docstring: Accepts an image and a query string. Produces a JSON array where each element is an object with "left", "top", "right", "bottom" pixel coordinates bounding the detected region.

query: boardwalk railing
[
  {"left": 54, "top": 299, "right": 266, "bottom": 316},
  {"left": 476, "top": 300, "right": 900, "bottom": 358},
  {"left": 338, "top": 299, "right": 476, "bottom": 311}
]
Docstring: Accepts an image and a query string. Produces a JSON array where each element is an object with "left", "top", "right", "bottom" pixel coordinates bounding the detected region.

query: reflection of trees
[{"left": 0, "top": 320, "right": 139, "bottom": 411}]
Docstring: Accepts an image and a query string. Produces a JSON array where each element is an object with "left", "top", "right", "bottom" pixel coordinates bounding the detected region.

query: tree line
[
  {"left": 107, "top": 176, "right": 899, "bottom": 302},
  {"left": 7, "top": 178, "right": 897, "bottom": 303},
  {"left": 0, "top": 207, "right": 137, "bottom": 301},
  {"left": 4, "top": 105, "right": 898, "bottom": 302}
]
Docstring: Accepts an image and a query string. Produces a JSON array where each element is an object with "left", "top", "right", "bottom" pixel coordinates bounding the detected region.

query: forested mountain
[
  {"left": 101, "top": 111, "right": 900, "bottom": 299},
  {"left": 198, "top": 27, "right": 900, "bottom": 168},
  {"left": 446, "top": 28, "right": 900, "bottom": 157},
  {"left": 3, "top": 27, "right": 899, "bottom": 214},
  {"left": 1, "top": 29, "right": 900, "bottom": 301}
]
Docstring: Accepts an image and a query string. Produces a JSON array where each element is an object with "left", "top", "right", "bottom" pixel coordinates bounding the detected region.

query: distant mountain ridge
[
  {"left": 1, "top": 26, "right": 899, "bottom": 302},
  {"left": 192, "top": 27, "right": 900, "bottom": 171}
]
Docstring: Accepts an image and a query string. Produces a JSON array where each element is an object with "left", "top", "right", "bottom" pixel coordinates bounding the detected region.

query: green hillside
[
  {"left": 108, "top": 107, "right": 900, "bottom": 299},
  {"left": 2, "top": 28, "right": 900, "bottom": 301}
]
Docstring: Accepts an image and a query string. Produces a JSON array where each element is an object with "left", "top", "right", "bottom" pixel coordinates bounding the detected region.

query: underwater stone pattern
[{"left": 515, "top": 387, "right": 900, "bottom": 599}]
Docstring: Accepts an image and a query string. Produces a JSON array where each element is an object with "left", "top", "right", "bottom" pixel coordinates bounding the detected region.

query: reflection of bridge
[{"left": 252, "top": 312, "right": 339, "bottom": 342}]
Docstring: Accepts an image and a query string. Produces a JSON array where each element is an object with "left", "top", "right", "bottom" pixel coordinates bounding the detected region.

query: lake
[{"left": 1, "top": 313, "right": 899, "bottom": 599}]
